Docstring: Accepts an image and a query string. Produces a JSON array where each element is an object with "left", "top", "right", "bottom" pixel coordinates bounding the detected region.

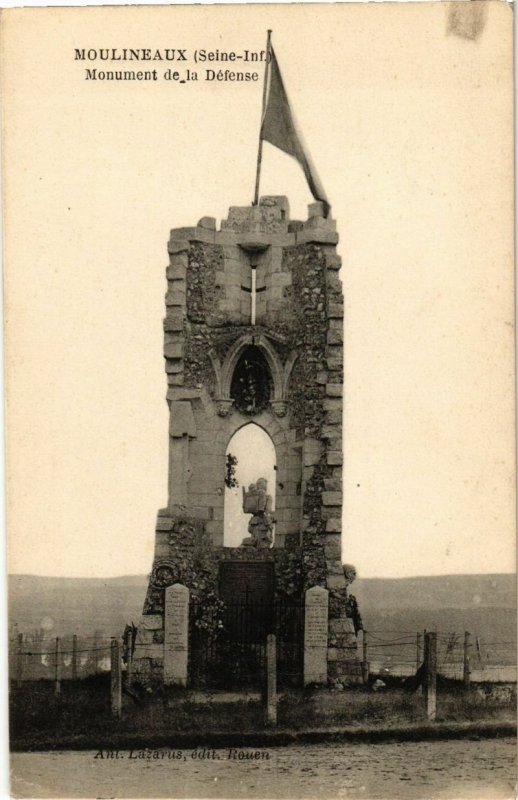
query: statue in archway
[
  {"left": 241, "top": 477, "right": 275, "bottom": 549},
  {"left": 230, "top": 347, "right": 272, "bottom": 415}
]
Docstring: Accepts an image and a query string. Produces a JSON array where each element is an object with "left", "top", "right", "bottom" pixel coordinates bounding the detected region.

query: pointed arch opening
[{"left": 224, "top": 423, "right": 276, "bottom": 548}]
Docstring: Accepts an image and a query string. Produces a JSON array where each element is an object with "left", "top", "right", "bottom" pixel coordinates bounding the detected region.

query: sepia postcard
[{"left": 2, "top": 2, "right": 516, "bottom": 798}]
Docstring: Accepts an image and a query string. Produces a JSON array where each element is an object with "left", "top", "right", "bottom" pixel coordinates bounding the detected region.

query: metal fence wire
[
  {"left": 365, "top": 630, "right": 517, "bottom": 682},
  {"left": 9, "top": 626, "right": 517, "bottom": 687},
  {"left": 9, "top": 632, "right": 114, "bottom": 682}
]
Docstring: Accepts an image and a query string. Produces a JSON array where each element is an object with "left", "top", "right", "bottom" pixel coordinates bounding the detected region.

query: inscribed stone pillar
[
  {"left": 164, "top": 583, "right": 189, "bottom": 686},
  {"left": 304, "top": 586, "right": 329, "bottom": 685}
]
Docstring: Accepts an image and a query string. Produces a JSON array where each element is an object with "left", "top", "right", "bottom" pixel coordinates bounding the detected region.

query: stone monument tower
[{"left": 132, "top": 195, "right": 361, "bottom": 689}]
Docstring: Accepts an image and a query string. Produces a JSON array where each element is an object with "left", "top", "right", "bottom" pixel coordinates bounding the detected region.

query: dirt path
[{"left": 11, "top": 737, "right": 516, "bottom": 799}]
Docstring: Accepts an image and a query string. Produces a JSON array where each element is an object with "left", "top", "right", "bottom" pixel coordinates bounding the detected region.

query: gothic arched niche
[{"left": 230, "top": 345, "right": 272, "bottom": 415}]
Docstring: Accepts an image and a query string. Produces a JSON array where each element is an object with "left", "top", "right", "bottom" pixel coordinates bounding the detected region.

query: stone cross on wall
[
  {"left": 240, "top": 250, "right": 266, "bottom": 325},
  {"left": 240, "top": 582, "right": 253, "bottom": 603}
]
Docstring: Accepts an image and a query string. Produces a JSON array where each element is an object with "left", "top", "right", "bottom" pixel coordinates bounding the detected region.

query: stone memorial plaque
[
  {"left": 304, "top": 585, "right": 329, "bottom": 685},
  {"left": 219, "top": 561, "right": 274, "bottom": 605},
  {"left": 164, "top": 583, "right": 189, "bottom": 686}
]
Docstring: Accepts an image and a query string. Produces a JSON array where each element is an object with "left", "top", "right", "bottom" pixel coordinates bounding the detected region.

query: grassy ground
[{"left": 9, "top": 676, "right": 516, "bottom": 751}]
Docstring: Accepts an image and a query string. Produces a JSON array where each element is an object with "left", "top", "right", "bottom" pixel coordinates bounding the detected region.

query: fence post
[
  {"left": 93, "top": 629, "right": 102, "bottom": 673},
  {"left": 15, "top": 633, "right": 23, "bottom": 687},
  {"left": 475, "top": 636, "right": 483, "bottom": 669},
  {"left": 463, "top": 631, "right": 471, "bottom": 688},
  {"left": 54, "top": 637, "right": 61, "bottom": 697},
  {"left": 416, "top": 632, "right": 422, "bottom": 670},
  {"left": 110, "top": 638, "right": 122, "bottom": 719},
  {"left": 424, "top": 631, "right": 437, "bottom": 720},
  {"left": 71, "top": 634, "right": 78, "bottom": 681},
  {"left": 421, "top": 630, "right": 427, "bottom": 693},
  {"left": 265, "top": 634, "right": 277, "bottom": 725},
  {"left": 126, "top": 627, "right": 134, "bottom": 687},
  {"left": 361, "top": 630, "right": 369, "bottom": 685}
]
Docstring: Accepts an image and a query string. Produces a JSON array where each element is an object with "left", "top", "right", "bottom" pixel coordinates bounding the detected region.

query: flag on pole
[{"left": 260, "top": 47, "right": 331, "bottom": 217}]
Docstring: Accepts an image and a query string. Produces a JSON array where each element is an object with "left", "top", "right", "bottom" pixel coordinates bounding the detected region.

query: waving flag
[{"left": 260, "top": 47, "right": 330, "bottom": 217}]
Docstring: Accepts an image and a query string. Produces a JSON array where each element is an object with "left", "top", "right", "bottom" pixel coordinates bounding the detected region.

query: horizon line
[{"left": 7, "top": 570, "right": 517, "bottom": 581}]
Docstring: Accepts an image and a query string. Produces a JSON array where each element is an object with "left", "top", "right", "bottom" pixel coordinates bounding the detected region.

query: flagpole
[{"left": 253, "top": 29, "right": 272, "bottom": 206}]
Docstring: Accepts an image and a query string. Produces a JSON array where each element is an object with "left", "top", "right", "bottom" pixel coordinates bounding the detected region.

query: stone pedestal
[{"left": 164, "top": 583, "right": 189, "bottom": 686}]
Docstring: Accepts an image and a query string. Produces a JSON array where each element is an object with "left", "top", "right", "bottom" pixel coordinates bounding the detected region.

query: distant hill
[
  {"left": 353, "top": 573, "right": 516, "bottom": 611},
  {"left": 353, "top": 574, "right": 516, "bottom": 666},
  {"left": 8, "top": 573, "right": 516, "bottom": 662},
  {"left": 8, "top": 574, "right": 147, "bottom": 637}
]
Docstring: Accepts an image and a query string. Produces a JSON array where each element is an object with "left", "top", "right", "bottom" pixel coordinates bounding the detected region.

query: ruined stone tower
[{"left": 133, "top": 196, "right": 361, "bottom": 688}]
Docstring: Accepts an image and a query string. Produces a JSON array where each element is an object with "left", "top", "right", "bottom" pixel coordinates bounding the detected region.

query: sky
[{"left": 2, "top": 2, "right": 515, "bottom": 579}]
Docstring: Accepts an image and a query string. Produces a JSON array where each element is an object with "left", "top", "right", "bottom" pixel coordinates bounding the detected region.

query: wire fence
[
  {"left": 8, "top": 628, "right": 517, "bottom": 686},
  {"left": 8, "top": 632, "right": 115, "bottom": 682},
  {"left": 364, "top": 630, "right": 517, "bottom": 683},
  {"left": 8, "top": 627, "right": 517, "bottom": 728}
]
